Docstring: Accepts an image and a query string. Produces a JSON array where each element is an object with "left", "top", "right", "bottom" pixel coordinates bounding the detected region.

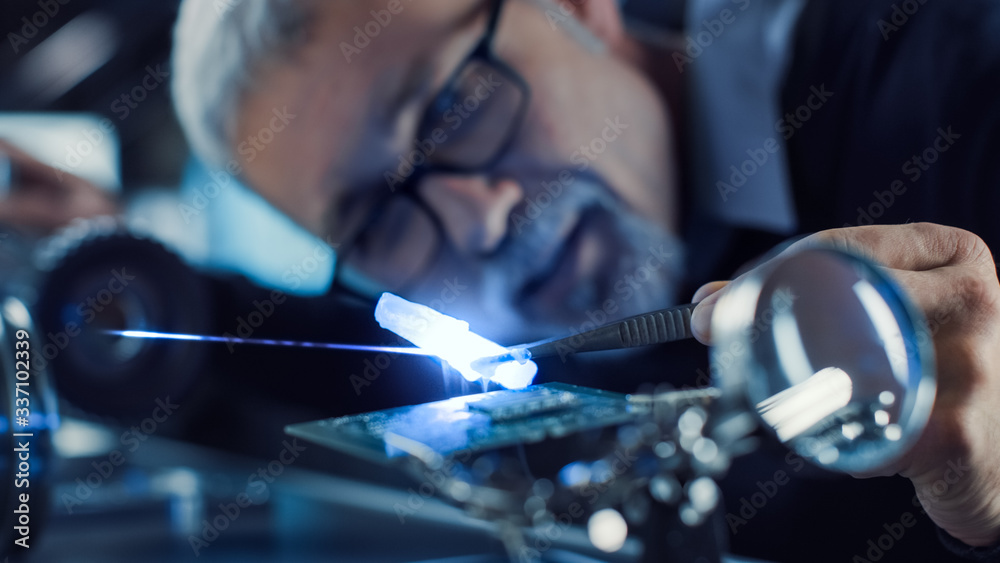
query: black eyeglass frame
[{"left": 331, "top": 0, "right": 531, "bottom": 299}]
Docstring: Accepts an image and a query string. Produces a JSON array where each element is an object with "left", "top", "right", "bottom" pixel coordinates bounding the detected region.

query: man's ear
[{"left": 570, "top": 0, "right": 627, "bottom": 48}]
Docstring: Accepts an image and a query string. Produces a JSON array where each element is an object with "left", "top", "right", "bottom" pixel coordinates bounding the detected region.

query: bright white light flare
[{"left": 374, "top": 293, "right": 537, "bottom": 389}]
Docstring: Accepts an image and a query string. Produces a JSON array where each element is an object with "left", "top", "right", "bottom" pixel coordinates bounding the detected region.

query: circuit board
[{"left": 285, "top": 383, "right": 643, "bottom": 463}]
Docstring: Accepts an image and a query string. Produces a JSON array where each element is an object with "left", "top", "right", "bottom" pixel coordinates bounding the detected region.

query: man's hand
[
  {"left": 0, "top": 139, "right": 119, "bottom": 234},
  {"left": 691, "top": 223, "right": 1000, "bottom": 547}
]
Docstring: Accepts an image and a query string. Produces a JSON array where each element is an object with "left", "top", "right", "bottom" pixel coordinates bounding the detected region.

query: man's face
[{"left": 236, "top": 0, "right": 680, "bottom": 341}]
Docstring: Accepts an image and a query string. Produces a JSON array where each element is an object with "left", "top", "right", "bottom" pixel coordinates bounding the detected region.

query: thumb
[{"left": 690, "top": 281, "right": 729, "bottom": 344}]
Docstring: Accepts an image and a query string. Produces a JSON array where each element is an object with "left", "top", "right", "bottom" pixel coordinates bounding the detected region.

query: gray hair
[
  {"left": 171, "top": 0, "right": 310, "bottom": 169},
  {"left": 172, "top": 0, "right": 611, "bottom": 169}
]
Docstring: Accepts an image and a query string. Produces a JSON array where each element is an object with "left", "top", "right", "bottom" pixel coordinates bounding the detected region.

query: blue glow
[
  {"left": 114, "top": 330, "right": 201, "bottom": 341},
  {"left": 559, "top": 461, "right": 592, "bottom": 487},
  {"left": 106, "top": 294, "right": 539, "bottom": 389},
  {"left": 103, "top": 330, "right": 438, "bottom": 356},
  {"left": 374, "top": 293, "right": 537, "bottom": 389},
  {"left": 590, "top": 459, "right": 614, "bottom": 483}
]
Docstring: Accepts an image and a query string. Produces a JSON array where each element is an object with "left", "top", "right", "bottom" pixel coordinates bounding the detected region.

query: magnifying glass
[{"left": 710, "top": 245, "right": 936, "bottom": 474}]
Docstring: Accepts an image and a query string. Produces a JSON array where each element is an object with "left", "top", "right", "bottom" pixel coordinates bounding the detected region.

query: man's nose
[{"left": 418, "top": 174, "right": 524, "bottom": 256}]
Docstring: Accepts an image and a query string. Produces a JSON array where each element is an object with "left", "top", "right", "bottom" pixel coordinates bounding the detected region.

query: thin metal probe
[{"left": 473, "top": 302, "right": 697, "bottom": 369}]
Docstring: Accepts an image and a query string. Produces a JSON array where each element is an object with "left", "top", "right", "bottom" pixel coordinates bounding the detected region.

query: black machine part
[{"left": 34, "top": 222, "right": 211, "bottom": 420}]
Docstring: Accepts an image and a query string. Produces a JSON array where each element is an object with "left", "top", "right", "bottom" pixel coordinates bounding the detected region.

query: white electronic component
[{"left": 374, "top": 293, "right": 537, "bottom": 389}]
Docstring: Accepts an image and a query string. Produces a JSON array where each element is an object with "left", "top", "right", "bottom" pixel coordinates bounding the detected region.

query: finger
[
  {"left": 691, "top": 282, "right": 730, "bottom": 344},
  {"left": 788, "top": 223, "right": 993, "bottom": 272},
  {"left": 690, "top": 266, "right": 778, "bottom": 344},
  {"left": 692, "top": 281, "right": 729, "bottom": 304},
  {"left": 693, "top": 223, "right": 995, "bottom": 346},
  {"left": 886, "top": 264, "right": 999, "bottom": 335}
]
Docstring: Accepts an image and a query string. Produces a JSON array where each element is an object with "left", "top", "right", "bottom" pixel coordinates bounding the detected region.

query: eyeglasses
[{"left": 332, "top": 0, "right": 530, "bottom": 297}]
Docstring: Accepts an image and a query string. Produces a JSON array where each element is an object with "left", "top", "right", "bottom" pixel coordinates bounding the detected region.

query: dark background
[{"left": 0, "top": 1, "right": 977, "bottom": 562}]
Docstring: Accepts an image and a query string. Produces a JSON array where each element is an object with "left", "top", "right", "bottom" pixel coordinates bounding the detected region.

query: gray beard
[{"left": 469, "top": 174, "right": 686, "bottom": 342}]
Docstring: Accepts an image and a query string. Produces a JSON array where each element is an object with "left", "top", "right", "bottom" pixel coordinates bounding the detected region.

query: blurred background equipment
[
  {"left": 33, "top": 220, "right": 210, "bottom": 419},
  {"left": 0, "top": 113, "right": 121, "bottom": 192}
]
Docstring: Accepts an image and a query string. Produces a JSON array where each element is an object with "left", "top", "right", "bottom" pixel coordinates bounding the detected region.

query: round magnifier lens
[{"left": 711, "top": 246, "right": 936, "bottom": 473}]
